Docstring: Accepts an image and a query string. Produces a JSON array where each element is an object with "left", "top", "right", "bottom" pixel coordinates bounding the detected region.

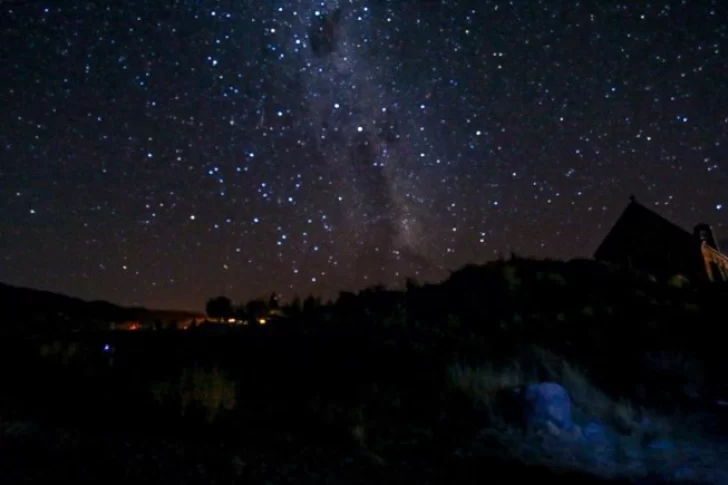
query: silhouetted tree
[
  {"left": 245, "top": 299, "right": 268, "bottom": 321},
  {"left": 282, "top": 297, "right": 302, "bottom": 316},
  {"left": 268, "top": 292, "right": 280, "bottom": 310},
  {"left": 205, "top": 296, "right": 233, "bottom": 321},
  {"left": 405, "top": 277, "right": 420, "bottom": 292},
  {"left": 302, "top": 295, "right": 321, "bottom": 314},
  {"left": 233, "top": 303, "right": 248, "bottom": 322}
]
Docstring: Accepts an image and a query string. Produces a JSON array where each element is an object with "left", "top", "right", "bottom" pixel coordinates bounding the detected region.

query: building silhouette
[{"left": 594, "top": 196, "right": 728, "bottom": 283}]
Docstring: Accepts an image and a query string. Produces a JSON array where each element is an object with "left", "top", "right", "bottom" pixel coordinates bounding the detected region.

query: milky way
[
  {"left": 1, "top": 0, "right": 726, "bottom": 310},
  {"left": 289, "top": 1, "right": 437, "bottom": 265}
]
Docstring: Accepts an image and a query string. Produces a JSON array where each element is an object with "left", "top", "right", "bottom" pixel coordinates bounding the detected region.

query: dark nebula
[
  {"left": 0, "top": 0, "right": 725, "bottom": 310},
  {"left": 309, "top": 7, "right": 342, "bottom": 58}
]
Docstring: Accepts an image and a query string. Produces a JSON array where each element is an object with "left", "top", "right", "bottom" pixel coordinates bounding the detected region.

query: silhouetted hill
[
  {"left": 0, "top": 282, "right": 136, "bottom": 334},
  {"left": 0, "top": 282, "right": 205, "bottom": 335},
  {"left": 0, "top": 282, "right": 82, "bottom": 308},
  {"left": 0, "top": 282, "right": 132, "bottom": 315},
  {"left": 1, "top": 257, "right": 728, "bottom": 484}
]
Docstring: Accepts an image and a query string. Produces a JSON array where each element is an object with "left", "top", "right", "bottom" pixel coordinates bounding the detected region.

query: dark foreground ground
[
  {"left": 2, "top": 259, "right": 727, "bottom": 484},
  {"left": 1, "top": 332, "right": 726, "bottom": 485}
]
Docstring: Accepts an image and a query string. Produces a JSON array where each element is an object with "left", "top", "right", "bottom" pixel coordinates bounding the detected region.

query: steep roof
[{"left": 594, "top": 198, "right": 694, "bottom": 260}]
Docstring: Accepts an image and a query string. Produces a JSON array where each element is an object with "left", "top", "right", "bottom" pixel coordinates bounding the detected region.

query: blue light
[{"left": 103, "top": 344, "right": 111, "bottom": 352}]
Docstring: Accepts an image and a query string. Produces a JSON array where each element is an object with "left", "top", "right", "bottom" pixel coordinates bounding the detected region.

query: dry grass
[
  {"left": 150, "top": 364, "right": 237, "bottom": 423},
  {"left": 38, "top": 340, "right": 81, "bottom": 366},
  {"left": 449, "top": 347, "right": 674, "bottom": 439},
  {"left": 446, "top": 347, "right": 728, "bottom": 482}
]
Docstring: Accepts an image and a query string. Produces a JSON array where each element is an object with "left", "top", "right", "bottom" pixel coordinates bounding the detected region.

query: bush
[
  {"left": 150, "top": 364, "right": 237, "bottom": 423},
  {"left": 447, "top": 346, "right": 728, "bottom": 485},
  {"left": 38, "top": 340, "right": 81, "bottom": 366},
  {"left": 448, "top": 347, "right": 672, "bottom": 441}
]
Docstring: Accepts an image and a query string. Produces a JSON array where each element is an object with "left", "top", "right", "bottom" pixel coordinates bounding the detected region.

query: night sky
[{"left": 1, "top": 1, "right": 726, "bottom": 311}]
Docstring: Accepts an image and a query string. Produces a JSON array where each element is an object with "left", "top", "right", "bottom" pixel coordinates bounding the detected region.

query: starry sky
[{"left": 1, "top": 0, "right": 726, "bottom": 311}]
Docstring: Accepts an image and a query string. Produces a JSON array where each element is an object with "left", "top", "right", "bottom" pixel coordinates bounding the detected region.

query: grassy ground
[{"left": 1, "top": 257, "right": 726, "bottom": 484}]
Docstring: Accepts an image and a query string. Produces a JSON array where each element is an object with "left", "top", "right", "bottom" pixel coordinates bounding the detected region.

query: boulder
[
  {"left": 581, "top": 421, "right": 615, "bottom": 445},
  {"left": 524, "top": 382, "right": 575, "bottom": 435}
]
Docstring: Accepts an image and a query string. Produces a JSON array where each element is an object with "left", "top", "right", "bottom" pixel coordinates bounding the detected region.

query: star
[{"left": 0, "top": 0, "right": 725, "bottom": 310}]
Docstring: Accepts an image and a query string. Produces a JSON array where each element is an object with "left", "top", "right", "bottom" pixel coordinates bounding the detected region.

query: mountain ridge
[{"left": 0, "top": 282, "right": 203, "bottom": 334}]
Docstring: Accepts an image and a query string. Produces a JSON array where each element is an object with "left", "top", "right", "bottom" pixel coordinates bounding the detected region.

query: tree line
[{"left": 204, "top": 292, "right": 323, "bottom": 322}]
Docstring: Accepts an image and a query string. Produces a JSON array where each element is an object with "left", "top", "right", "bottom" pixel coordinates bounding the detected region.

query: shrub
[
  {"left": 448, "top": 347, "right": 672, "bottom": 441},
  {"left": 38, "top": 340, "right": 81, "bottom": 366},
  {"left": 447, "top": 349, "right": 721, "bottom": 481},
  {"left": 150, "top": 364, "right": 237, "bottom": 423}
]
